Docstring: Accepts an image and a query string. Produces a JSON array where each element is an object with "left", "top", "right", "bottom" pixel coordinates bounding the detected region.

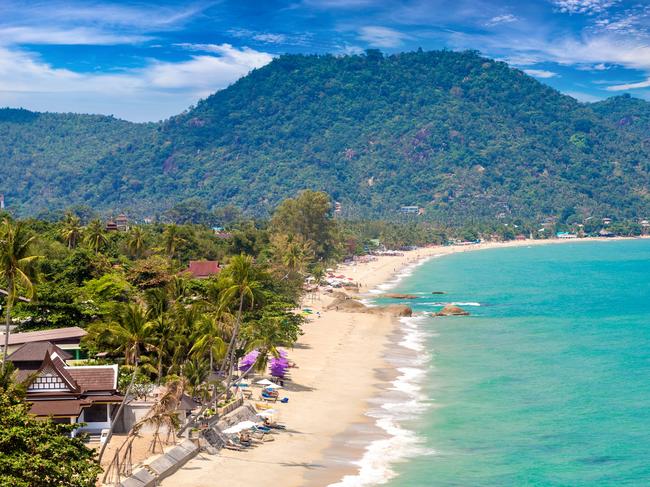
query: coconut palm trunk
[
  {"left": 222, "top": 292, "right": 245, "bottom": 398},
  {"left": 1, "top": 278, "right": 13, "bottom": 373}
]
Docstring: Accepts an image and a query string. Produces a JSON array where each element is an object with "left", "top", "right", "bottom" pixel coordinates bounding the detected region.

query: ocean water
[{"left": 338, "top": 240, "right": 650, "bottom": 487}]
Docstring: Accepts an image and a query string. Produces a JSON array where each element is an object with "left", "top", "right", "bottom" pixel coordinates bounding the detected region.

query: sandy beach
[{"left": 160, "top": 237, "right": 640, "bottom": 487}]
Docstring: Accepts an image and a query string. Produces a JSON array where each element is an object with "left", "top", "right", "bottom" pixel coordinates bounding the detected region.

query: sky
[{"left": 1, "top": 0, "right": 650, "bottom": 122}]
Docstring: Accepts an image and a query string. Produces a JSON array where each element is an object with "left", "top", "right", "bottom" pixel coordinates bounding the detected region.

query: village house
[{"left": 7, "top": 341, "right": 122, "bottom": 438}]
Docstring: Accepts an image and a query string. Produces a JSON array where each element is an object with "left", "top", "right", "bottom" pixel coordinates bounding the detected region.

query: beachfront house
[{"left": 7, "top": 341, "right": 122, "bottom": 438}]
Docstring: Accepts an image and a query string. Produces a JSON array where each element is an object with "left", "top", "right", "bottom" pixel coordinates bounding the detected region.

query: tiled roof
[
  {"left": 6, "top": 341, "right": 72, "bottom": 362},
  {"left": 187, "top": 260, "right": 220, "bottom": 278},
  {"left": 66, "top": 365, "right": 118, "bottom": 392},
  {"left": 29, "top": 399, "right": 87, "bottom": 417},
  {"left": 2, "top": 327, "right": 87, "bottom": 346}
]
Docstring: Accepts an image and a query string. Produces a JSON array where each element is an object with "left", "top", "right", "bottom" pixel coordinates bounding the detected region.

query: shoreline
[{"left": 159, "top": 237, "right": 646, "bottom": 487}]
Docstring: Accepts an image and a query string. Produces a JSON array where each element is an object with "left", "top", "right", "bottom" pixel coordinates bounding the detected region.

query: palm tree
[
  {"left": 162, "top": 224, "right": 184, "bottom": 260},
  {"left": 191, "top": 314, "right": 228, "bottom": 373},
  {"left": 243, "top": 316, "right": 285, "bottom": 373},
  {"left": 283, "top": 234, "right": 314, "bottom": 275},
  {"left": 127, "top": 226, "right": 146, "bottom": 259},
  {"left": 150, "top": 312, "right": 175, "bottom": 382},
  {"left": 219, "top": 254, "right": 262, "bottom": 391},
  {"left": 0, "top": 219, "right": 38, "bottom": 372},
  {"left": 85, "top": 219, "right": 107, "bottom": 254},
  {"left": 60, "top": 212, "right": 82, "bottom": 249},
  {"left": 87, "top": 303, "right": 156, "bottom": 366}
]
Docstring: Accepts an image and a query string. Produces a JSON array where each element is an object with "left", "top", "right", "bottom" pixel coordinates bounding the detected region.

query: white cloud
[
  {"left": 252, "top": 33, "right": 287, "bottom": 44},
  {"left": 0, "top": 26, "right": 150, "bottom": 46},
  {"left": 302, "top": 0, "right": 376, "bottom": 8},
  {"left": 0, "top": 1, "right": 206, "bottom": 31},
  {"left": 0, "top": 44, "right": 273, "bottom": 121},
  {"left": 486, "top": 14, "right": 517, "bottom": 26},
  {"left": 524, "top": 69, "right": 559, "bottom": 78},
  {"left": 606, "top": 78, "right": 650, "bottom": 91},
  {"left": 551, "top": 0, "right": 619, "bottom": 14},
  {"left": 358, "top": 26, "right": 408, "bottom": 48}
]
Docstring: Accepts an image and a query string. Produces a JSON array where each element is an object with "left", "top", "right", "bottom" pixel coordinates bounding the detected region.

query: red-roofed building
[
  {"left": 7, "top": 341, "right": 122, "bottom": 436},
  {"left": 186, "top": 260, "right": 221, "bottom": 279}
]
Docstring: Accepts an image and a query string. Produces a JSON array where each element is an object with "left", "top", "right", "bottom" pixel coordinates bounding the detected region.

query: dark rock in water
[
  {"left": 384, "top": 293, "right": 419, "bottom": 299},
  {"left": 431, "top": 291, "right": 445, "bottom": 294},
  {"left": 435, "top": 304, "right": 469, "bottom": 316}
]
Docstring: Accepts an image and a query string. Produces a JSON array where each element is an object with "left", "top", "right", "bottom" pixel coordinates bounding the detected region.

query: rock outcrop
[
  {"left": 369, "top": 304, "right": 412, "bottom": 317},
  {"left": 431, "top": 291, "right": 445, "bottom": 294},
  {"left": 435, "top": 304, "right": 469, "bottom": 316},
  {"left": 326, "top": 297, "right": 412, "bottom": 317},
  {"left": 383, "top": 293, "right": 419, "bottom": 299}
]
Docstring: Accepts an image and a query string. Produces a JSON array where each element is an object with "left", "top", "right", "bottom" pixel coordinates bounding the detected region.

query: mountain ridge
[{"left": 1, "top": 49, "right": 649, "bottom": 222}]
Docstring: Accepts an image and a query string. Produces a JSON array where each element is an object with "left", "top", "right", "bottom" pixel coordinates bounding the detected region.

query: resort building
[
  {"left": 115, "top": 213, "right": 129, "bottom": 231},
  {"left": 557, "top": 232, "right": 577, "bottom": 239},
  {"left": 1, "top": 326, "right": 87, "bottom": 358},
  {"left": 7, "top": 341, "right": 122, "bottom": 437}
]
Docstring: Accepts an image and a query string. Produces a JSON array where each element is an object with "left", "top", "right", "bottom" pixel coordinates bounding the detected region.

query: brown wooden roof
[
  {"left": 2, "top": 327, "right": 87, "bottom": 346},
  {"left": 7, "top": 341, "right": 72, "bottom": 362},
  {"left": 67, "top": 365, "right": 118, "bottom": 392}
]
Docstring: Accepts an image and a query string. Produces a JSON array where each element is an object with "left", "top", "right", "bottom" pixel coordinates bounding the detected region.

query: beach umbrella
[
  {"left": 256, "top": 379, "right": 274, "bottom": 386},
  {"left": 239, "top": 349, "right": 260, "bottom": 372},
  {"left": 265, "top": 383, "right": 283, "bottom": 389},
  {"left": 269, "top": 356, "right": 289, "bottom": 378},
  {"left": 256, "top": 409, "right": 277, "bottom": 417},
  {"left": 222, "top": 420, "right": 258, "bottom": 434}
]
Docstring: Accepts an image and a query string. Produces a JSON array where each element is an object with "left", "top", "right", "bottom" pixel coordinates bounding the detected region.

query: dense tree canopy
[{"left": 1, "top": 50, "right": 649, "bottom": 222}]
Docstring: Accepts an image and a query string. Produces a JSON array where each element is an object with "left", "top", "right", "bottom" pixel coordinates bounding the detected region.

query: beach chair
[{"left": 261, "top": 393, "right": 278, "bottom": 402}]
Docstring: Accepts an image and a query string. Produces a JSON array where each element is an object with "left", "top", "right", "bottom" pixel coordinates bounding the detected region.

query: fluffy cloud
[
  {"left": 551, "top": 0, "right": 619, "bottom": 14},
  {"left": 358, "top": 26, "right": 409, "bottom": 48},
  {"left": 0, "top": 44, "right": 273, "bottom": 121},
  {"left": 524, "top": 69, "right": 558, "bottom": 78}
]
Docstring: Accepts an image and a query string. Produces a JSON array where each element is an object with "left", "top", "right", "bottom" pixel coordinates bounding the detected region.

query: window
[{"left": 83, "top": 404, "right": 108, "bottom": 423}]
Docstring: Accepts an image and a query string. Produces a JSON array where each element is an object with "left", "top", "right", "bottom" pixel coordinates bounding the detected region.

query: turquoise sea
[{"left": 337, "top": 240, "right": 650, "bottom": 487}]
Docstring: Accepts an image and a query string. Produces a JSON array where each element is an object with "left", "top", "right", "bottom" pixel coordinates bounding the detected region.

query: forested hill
[{"left": 1, "top": 49, "right": 649, "bottom": 222}]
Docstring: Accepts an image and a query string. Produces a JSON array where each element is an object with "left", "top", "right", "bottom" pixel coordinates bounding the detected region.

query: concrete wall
[{"left": 118, "top": 439, "right": 199, "bottom": 487}]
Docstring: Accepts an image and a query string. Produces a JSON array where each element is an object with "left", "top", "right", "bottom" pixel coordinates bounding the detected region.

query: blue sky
[{"left": 1, "top": 0, "right": 649, "bottom": 122}]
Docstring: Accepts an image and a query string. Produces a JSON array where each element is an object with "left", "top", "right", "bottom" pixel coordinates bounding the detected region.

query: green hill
[{"left": 1, "top": 50, "right": 649, "bottom": 222}]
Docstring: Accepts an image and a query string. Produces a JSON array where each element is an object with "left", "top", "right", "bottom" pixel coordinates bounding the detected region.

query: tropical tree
[
  {"left": 162, "top": 224, "right": 184, "bottom": 260},
  {"left": 191, "top": 314, "right": 229, "bottom": 373},
  {"left": 243, "top": 316, "right": 285, "bottom": 373},
  {"left": 0, "top": 389, "right": 102, "bottom": 486},
  {"left": 0, "top": 219, "right": 38, "bottom": 372},
  {"left": 86, "top": 303, "right": 156, "bottom": 366},
  {"left": 127, "top": 226, "right": 146, "bottom": 259},
  {"left": 219, "top": 254, "right": 262, "bottom": 389},
  {"left": 60, "top": 212, "right": 82, "bottom": 250},
  {"left": 85, "top": 219, "right": 107, "bottom": 254}
]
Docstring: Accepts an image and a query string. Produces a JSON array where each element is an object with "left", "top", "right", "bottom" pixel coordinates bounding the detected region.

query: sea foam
[{"left": 328, "top": 315, "right": 434, "bottom": 486}]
